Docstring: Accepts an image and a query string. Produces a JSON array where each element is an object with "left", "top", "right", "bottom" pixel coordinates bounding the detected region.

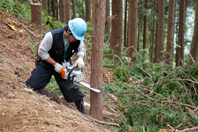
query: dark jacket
[{"left": 49, "top": 27, "right": 80, "bottom": 64}]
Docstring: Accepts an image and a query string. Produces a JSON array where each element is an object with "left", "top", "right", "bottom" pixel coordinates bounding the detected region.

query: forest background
[{"left": 0, "top": 0, "right": 198, "bottom": 132}]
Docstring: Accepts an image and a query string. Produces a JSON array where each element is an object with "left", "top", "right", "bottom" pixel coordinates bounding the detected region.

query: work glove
[
  {"left": 75, "top": 58, "right": 84, "bottom": 69},
  {"left": 61, "top": 68, "right": 69, "bottom": 79},
  {"left": 54, "top": 63, "right": 63, "bottom": 73}
]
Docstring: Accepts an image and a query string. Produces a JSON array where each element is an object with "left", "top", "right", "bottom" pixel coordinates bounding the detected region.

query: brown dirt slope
[{"left": 0, "top": 14, "right": 111, "bottom": 132}]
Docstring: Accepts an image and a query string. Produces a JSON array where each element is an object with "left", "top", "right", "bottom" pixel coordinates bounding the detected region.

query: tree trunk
[
  {"left": 110, "top": 0, "right": 123, "bottom": 58},
  {"left": 124, "top": 0, "right": 128, "bottom": 47},
  {"left": 54, "top": 0, "right": 58, "bottom": 21},
  {"left": 51, "top": 0, "right": 55, "bottom": 18},
  {"left": 90, "top": 0, "right": 105, "bottom": 120},
  {"left": 31, "top": 3, "right": 42, "bottom": 25},
  {"left": 82, "top": 0, "right": 85, "bottom": 19},
  {"left": 189, "top": 0, "right": 198, "bottom": 63},
  {"left": 72, "top": 0, "right": 76, "bottom": 19},
  {"left": 42, "top": 0, "right": 48, "bottom": 14},
  {"left": 92, "top": 0, "right": 95, "bottom": 26},
  {"left": 85, "top": 0, "right": 91, "bottom": 22},
  {"left": 105, "top": 0, "right": 110, "bottom": 34},
  {"left": 143, "top": 0, "right": 147, "bottom": 49},
  {"left": 64, "top": 0, "right": 70, "bottom": 22},
  {"left": 150, "top": 0, "right": 156, "bottom": 62},
  {"left": 59, "top": 0, "right": 64, "bottom": 23},
  {"left": 165, "top": 0, "right": 176, "bottom": 66},
  {"left": 176, "top": 0, "right": 186, "bottom": 66},
  {"left": 155, "top": 0, "right": 165, "bottom": 63},
  {"left": 128, "top": 0, "right": 138, "bottom": 58}
]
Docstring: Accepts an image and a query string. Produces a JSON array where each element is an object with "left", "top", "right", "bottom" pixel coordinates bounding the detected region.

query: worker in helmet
[{"left": 26, "top": 18, "right": 87, "bottom": 114}]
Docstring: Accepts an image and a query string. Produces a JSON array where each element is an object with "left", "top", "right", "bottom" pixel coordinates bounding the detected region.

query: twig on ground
[
  {"left": 104, "top": 54, "right": 123, "bottom": 66},
  {"left": 84, "top": 115, "right": 120, "bottom": 127},
  {"left": 179, "top": 126, "right": 198, "bottom": 132}
]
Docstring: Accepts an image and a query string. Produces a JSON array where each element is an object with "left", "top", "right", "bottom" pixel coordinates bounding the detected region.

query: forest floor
[{"left": 0, "top": 12, "right": 116, "bottom": 132}]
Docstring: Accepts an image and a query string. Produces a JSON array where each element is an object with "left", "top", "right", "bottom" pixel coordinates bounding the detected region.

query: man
[{"left": 26, "top": 18, "right": 87, "bottom": 114}]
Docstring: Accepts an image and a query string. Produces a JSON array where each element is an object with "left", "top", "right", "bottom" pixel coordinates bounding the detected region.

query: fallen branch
[
  {"left": 174, "top": 78, "right": 198, "bottom": 85},
  {"left": 85, "top": 115, "right": 120, "bottom": 127},
  {"left": 179, "top": 126, "right": 198, "bottom": 132},
  {"left": 14, "top": 19, "right": 39, "bottom": 38},
  {"left": 160, "top": 100, "right": 196, "bottom": 109}
]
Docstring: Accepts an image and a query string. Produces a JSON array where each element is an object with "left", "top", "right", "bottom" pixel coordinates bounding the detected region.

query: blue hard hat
[{"left": 68, "top": 18, "right": 87, "bottom": 40}]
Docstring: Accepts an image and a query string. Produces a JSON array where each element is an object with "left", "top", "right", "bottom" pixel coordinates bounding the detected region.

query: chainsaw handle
[{"left": 67, "top": 65, "right": 78, "bottom": 80}]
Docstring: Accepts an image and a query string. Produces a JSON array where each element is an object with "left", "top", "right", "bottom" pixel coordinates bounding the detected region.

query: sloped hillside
[{"left": 0, "top": 12, "right": 112, "bottom": 132}]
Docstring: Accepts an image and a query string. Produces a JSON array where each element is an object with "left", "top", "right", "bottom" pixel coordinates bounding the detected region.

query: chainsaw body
[
  {"left": 61, "top": 65, "right": 100, "bottom": 93},
  {"left": 65, "top": 65, "right": 84, "bottom": 82}
]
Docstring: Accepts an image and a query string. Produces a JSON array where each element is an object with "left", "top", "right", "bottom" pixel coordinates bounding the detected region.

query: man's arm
[{"left": 45, "top": 57, "right": 57, "bottom": 66}]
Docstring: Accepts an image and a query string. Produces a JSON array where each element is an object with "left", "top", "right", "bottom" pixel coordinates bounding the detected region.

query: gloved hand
[
  {"left": 75, "top": 58, "right": 84, "bottom": 69},
  {"left": 61, "top": 67, "right": 69, "bottom": 79},
  {"left": 54, "top": 63, "right": 63, "bottom": 73}
]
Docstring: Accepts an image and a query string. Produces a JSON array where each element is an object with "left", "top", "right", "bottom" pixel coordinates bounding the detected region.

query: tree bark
[
  {"left": 165, "top": 0, "right": 176, "bottom": 66},
  {"left": 42, "top": 0, "right": 48, "bottom": 14},
  {"left": 31, "top": 3, "right": 42, "bottom": 25},
  {"left": 72, "top": 0, "right": 76, "bottom": 19},
  {"left": 143, "top": 0, "right": 147, "bottom": 49},
  {"left": 128, "top": 0, "right": 138, "bottom": 58},
  {"left": 155, "top": 0, "right": 165, "bottom": 63},
  {"left": 90, "top": 0, "right": 106, "bottom": 120},
  {"left": 124, "top": 0, "right": 128, "bottom": 47},
  {"left": 110, "top": 0, "right": 123, "bottom": 58},
  {"left": 64, "top": 0, "right": 70, "bottom": 23},
  {"left": 150, "top": 0, "right": 156, "bottom": 62},
  {"left": 82, "top": 0, "right": 85, "bottom": 19},
  {"left": 92, "top": 0, "right": 95, "bottom": 26},
  {"left": 59, "top": 0, "right": 64, "bottom": 23},
  {"left": 85, "top": 0, "right": 91, "bottom": 22},
  {"left": 189, "top": 0, "right": 198, "bottom": 63},
  {"left": 105, "top": 0, "right": 110, "bottom": 34},
  {"left": 176, "top": 0, "right": 186, "bottom": 66},
  {"left": 51, "top": 0, "right": 55, "bottom": 18}
]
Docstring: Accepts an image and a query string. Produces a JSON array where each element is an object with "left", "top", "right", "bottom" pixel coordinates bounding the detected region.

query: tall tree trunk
[
  {"left": 124, "top": 0, "right": 128, "bottom": 47},
  {"left": 59, "top": 0, "right": 64, "bottom": 23},
  {"left": 155, "top": 0, "right": 165, "bottom": 63},
  {"left": 64, "top": 0, "right": 70, "bottom": 22},
  {"left": 54, "top": 0, "right": 58, "bottom": 20},
  {"left": 150, "top": 0, "right": 156, "bottom": 62},
  {"left": 51, "top": 0, "right": 55, "bottom": 18},
  {"left": 90, "top": 0, "right": 105, "bottom": 120},
  {"left": 128, "top": 0, "right": 138, "bottom": 58},
  {"left": 92, "top": 0, "right": 95, "bottom": 26},
  {"left": 165, "top": 0, "right": 176, "bottom": 65},
  {"left": 72, "top": 0, "right": 76, "bottom": 19},
  {"left": 176, "top": 0, "right": 186, "bottom": 66},
  {"left": 82, "top": 0, "right": 85, "bottom": 19},
  {"left": 143, "top": 0, "right": 147, "bottom": 49},
  {"left": 189, "top": 0, "right": 198, "bottom": 63},
  {"left": 105, "top": 0, "right": 110, "bottom": 34},
  {"left": 110, "top": 0, "right": 123, "bottom": 58},
  {"left": 42, "top": 0, "right": 48, "bottom": 14},
  {"left": 85, "top": 0, "right": 91, "bottom": 22}
]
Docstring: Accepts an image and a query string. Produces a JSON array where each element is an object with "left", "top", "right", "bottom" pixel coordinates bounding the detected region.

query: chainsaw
[{"left": 61, "top": 65, "right": 101, "bottom": 93}]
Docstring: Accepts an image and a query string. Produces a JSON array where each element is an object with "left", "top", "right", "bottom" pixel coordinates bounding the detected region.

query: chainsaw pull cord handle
[{"left": 67, "top": 65, "right": 78, "bottom": 81}]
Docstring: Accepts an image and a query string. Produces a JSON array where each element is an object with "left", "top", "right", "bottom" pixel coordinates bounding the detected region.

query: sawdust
[{"left": 0, "top": 14, "right": 113, "bottom": 132}]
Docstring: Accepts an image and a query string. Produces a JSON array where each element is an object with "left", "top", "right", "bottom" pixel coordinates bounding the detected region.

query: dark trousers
[{"left": 26, "top": 60, "right": 84, "bottom": 103}]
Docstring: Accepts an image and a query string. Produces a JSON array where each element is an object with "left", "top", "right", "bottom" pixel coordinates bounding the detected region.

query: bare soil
[{"left": 0, "top": 13, "right": 113, "bottom": 132}]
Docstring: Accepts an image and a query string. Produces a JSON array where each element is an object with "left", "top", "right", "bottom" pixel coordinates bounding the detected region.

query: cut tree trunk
[{"left": 31, "top": 3, "right": 42, "bottom": 25}]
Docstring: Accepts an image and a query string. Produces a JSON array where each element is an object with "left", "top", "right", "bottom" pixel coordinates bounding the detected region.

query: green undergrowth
[{"left": 103, "top": 49, "right": 198, "bottom": 132}]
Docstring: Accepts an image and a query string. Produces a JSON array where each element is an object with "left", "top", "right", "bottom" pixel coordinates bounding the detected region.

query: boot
[{"left": 75, "top": 99, "right": 87, "bottom": 114}]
